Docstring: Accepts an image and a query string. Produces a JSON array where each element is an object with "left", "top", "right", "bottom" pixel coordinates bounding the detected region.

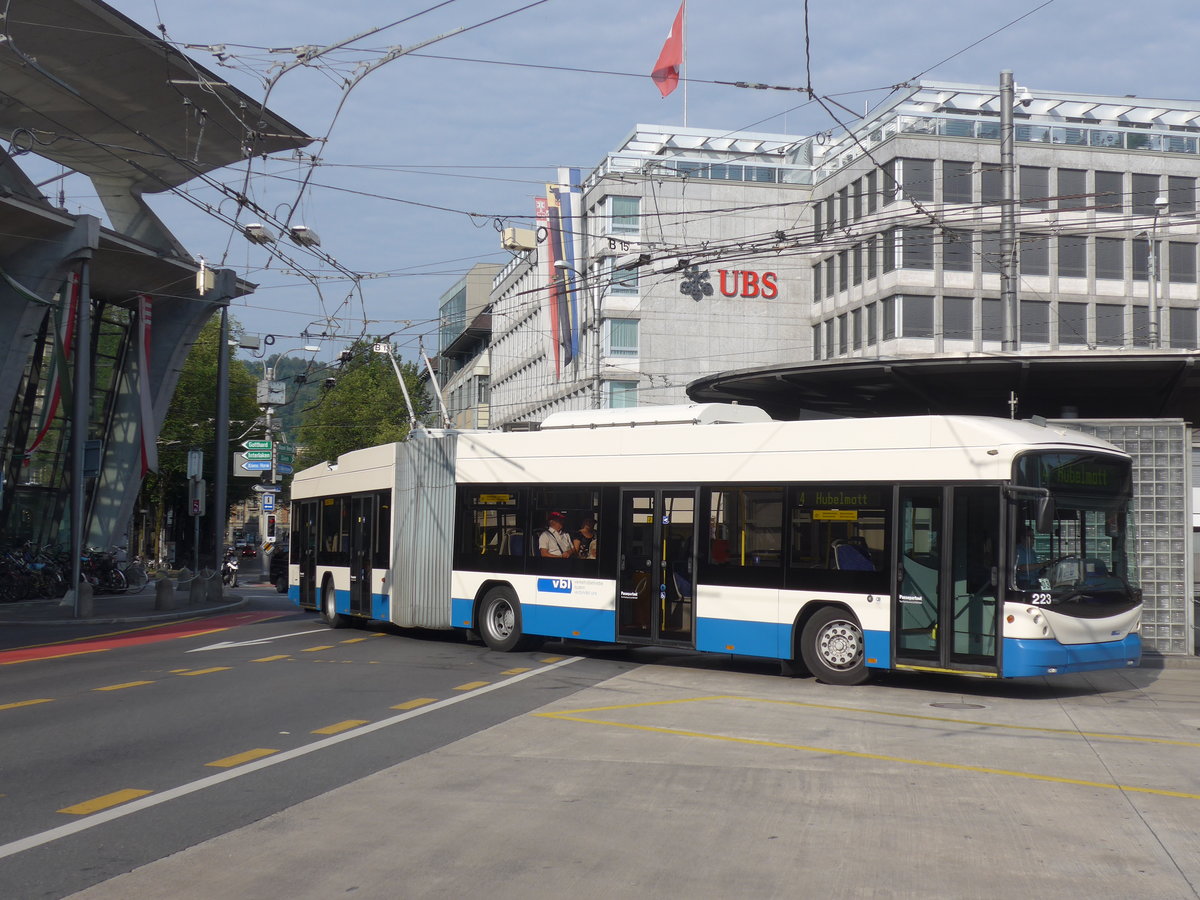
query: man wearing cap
[{"left": 539, "top": 512, "right": 575, "bottom": 558}]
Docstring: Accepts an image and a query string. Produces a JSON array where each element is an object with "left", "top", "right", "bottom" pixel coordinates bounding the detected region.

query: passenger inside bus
[
  {"left": 538, "top": 512, "right": 575, "bottom": 558},
  {"left": 573, "top": 517, "right": 598, "bottom": 559}
]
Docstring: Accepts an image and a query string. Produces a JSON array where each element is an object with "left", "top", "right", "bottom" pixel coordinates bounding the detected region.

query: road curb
[{"left": 0, "top": 596, "right": 249, "bottom": 627}]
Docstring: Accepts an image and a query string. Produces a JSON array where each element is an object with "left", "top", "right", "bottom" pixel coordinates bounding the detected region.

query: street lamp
[
  {"left": 1146, "top": 195, "right": 1169, "bottom": 349},
  {"left": 554, "top": 260, "right": 602, "bottom": 409}
]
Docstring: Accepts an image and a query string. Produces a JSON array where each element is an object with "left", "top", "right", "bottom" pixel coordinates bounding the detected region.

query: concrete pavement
[{"left": 66, "top": 658, "right": 1200, "bottom": 899}]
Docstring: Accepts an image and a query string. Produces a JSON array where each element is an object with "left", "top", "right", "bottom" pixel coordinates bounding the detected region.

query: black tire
[
  {"left": 800, "top": 606, "right": 870, "bottom": 686},
  {"left": 478, "top": 586, "right": 540, "bottom": 652},
  {"left": 322, "top": 579, "right": 347, "bottom": 629},
  {"left": 275, "top": 575, "right": 289, "bottom": 595}
]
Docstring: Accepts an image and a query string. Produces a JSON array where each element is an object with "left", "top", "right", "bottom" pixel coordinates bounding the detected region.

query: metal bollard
[
  {"left": 188, "top": 572, "right": 204, "bottom": 606},
  {"left": 175, "top": 567, "right": 192, "bottom": 592},
  {"left": 76, "top": 580, "right": 93, "bottom": 618},
  {"left": 155, "top": 575, "right": 176, "bottom": 611},
  {"left": 205, "top": 572, "right": 223, "bottom": 604}
]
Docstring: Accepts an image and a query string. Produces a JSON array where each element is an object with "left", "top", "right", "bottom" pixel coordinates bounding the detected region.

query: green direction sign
[
  {"left": 243, "top": 439, "right": 273, "bottom": 451},
  {"left": 277, "top": 452, "right": 295, "bottom": 464},
  {"left": 242, "top": 450, "right": 273, "bottom": 461},
  {"left": 276, "top": 442, "right": 294, "bottom": 453}
]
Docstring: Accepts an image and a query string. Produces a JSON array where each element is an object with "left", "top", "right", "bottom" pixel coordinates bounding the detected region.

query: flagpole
[{"left": 681, "top": 0, "right": 687, "bottom": 127}]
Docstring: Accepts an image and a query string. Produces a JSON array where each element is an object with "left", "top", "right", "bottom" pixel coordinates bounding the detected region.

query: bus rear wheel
[
  {"left": 478, "top": 587, "right": 540, "bottom": 652},
  {"left": 322, "top": 580, "right": 347, "bottom": 629},
  {"left": 800, "top": 606, "right": 870, "bottom": 686}
]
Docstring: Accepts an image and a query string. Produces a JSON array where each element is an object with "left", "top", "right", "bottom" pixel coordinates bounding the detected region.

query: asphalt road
[
  {"left": 0, "top": 588, "right": 624, "bottom": 899},
  {"left": 7, "top": 590, "right": 1200, "bottom": 899}
]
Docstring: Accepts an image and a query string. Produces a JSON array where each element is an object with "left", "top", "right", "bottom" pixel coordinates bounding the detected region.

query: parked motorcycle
[{"left": 221, "top": 548, "right": 239, "bottom": 587}]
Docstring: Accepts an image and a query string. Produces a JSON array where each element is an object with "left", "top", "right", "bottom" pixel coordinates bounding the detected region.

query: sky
[{"left": 37, "top": 0, "right": 1200, "bottom": 364}]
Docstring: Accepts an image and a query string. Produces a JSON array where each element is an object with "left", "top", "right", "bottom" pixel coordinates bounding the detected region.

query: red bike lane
[{"left": 0, "top": 611, "right": 288, "bottom": 666}]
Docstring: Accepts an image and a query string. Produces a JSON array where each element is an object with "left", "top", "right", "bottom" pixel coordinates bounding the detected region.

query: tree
[
  {"left": 296, "top": 338, "right": 429, "bottom": 468},
  {"left": 138, "top": 314, "right": 259, "bottom": 563}
]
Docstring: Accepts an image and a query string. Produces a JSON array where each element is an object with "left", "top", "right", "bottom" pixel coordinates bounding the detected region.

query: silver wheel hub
[
  {"left": 490, "top": 601, "right": 514, "bottom": 638},
  {"left": 818, "top": 621, "right": 863, "bottom": 669}
]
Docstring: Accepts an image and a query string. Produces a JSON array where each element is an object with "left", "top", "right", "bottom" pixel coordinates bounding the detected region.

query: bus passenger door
[
  {"left": 617, "top": 489, "right": 696, "bottom": 644},
  {"left": 893, "top": 487, "right": 999, "bottom": 672},
  {"left": 349, "top": 494, "right": 373, "bottom": 616},
  {"left": 298, "top": 500, "right": 318, "bottom": 607},
  {"left": 894, "top": 488, "right": 943, "bottom": 666}
]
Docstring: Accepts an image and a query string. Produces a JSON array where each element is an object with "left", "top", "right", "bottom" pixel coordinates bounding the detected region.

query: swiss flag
[{"left": 651, "top": 1, "right": 684, "bottom": 97}]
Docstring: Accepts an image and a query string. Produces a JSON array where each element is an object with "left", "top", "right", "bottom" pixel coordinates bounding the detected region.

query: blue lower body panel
[
  {"left": 696, "top": 617, "right": 788, "bottom": 658},
  {"left": 451, "top": 597, "right": 615, "bottom": 642},
  {"left": 327, "top": 589, "right": 389, "bottom": 620},
  {"left": 1001, "top": 633, "right": 1141, "bottom": 678}
]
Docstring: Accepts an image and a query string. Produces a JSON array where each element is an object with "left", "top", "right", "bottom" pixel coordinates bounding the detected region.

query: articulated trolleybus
[{"left": 289, "top": 404, "right": 1141, "bottom": 684}]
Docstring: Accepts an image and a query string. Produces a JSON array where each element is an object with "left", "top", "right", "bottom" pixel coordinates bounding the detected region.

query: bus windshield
[{"left": 1011, "top": 451, "right": 1137, "bottom": 602}]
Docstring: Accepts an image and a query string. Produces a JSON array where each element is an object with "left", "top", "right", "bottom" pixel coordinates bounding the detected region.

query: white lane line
[
  {"left": 0, "top": 656, "right": 582, "bottom": 861},
  {"left": 186, "top": 629, "right": 330, "bottom": 653}
]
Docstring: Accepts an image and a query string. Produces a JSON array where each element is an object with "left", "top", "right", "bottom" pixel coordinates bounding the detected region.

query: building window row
[
  {"left": 816, "top": 114, "right": 1200, "bottom": 181},
  {"left": 815, "top": 159, "right": 1197, "bottom": 236},
  {"left": 812, "top": 228, "right": 1199, "bottom": 299},
  {"left": 655, "top": 159, "right": 787, "bottom": 184},
  {"left": 810, "top": 294, "right": 1198, "bottom": 358}
]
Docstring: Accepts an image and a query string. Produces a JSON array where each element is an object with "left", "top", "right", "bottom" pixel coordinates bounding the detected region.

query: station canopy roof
[
  {"left": 687, "top": 353, "right": 1200, "bottom": 424},
  {"left": 0, "top": 0, "right": 311, "bottom": 194}
]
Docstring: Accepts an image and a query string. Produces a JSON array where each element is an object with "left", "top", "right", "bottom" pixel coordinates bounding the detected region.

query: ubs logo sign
[{"left": 679, "top": 267, "right": 779, "bottom": 301}]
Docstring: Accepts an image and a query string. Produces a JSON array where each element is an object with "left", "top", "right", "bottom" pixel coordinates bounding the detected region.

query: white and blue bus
[{"left": 288, "top": 404, "right": 1141, "bottom": 684}]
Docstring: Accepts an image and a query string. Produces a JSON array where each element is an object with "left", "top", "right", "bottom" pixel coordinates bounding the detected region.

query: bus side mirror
[{"left": 1036, "top": 496, "right": 1056, "bottom": 533}]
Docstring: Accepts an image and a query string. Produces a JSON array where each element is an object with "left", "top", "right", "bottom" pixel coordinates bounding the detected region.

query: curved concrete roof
[{"left": 687, "top": 352, "right": 1200, "bottom": 423}]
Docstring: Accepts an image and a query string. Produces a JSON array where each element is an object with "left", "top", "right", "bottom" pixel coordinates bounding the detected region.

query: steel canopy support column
[{"left": 66, "top": 216, "right": 100, "bottom": 617}]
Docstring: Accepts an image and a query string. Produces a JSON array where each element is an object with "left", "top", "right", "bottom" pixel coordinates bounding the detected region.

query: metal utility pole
[
  {"left": 1148, "top": 197, "right": 1167, "bottom": 349},
  {"left": 1000, "top": 70, "right": 1019, "bottom": 352},
  {"left": 212, "top": 300, "right": 231, "bottom": 569}
]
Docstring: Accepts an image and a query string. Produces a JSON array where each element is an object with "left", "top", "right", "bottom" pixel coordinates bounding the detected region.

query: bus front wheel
[
  {"left": 800, "top": 606, "right": 869, "bottom": 686},
  {"left": 478, "top": 587, "right": 540, "bottom": 652},
  {"left": 322, "top": 580, "right": 347, "bottom": 629}
]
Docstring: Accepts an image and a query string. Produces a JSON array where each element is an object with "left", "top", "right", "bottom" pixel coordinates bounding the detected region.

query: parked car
[{"left": 269, "top": 548, "right": 288, "bottom": 594}]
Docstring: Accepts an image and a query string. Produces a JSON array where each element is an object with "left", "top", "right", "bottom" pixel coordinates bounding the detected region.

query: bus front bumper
[{"left": 1001, "top": 633, "right": 1141, "bottom": 678}]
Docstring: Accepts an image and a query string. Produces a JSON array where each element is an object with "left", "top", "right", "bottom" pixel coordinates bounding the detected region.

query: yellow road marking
[
  {"left": 339, "top": 638, "right": 368, "bottom": 644},
  {"left": 58, "top": 789, "right": 153, "bottom": 815},
  {"left": 252, "top": 655, "right": 291, "bottom": 663},
  {"left": 170, "top": 668, "right": 190, "bottom": 674},
  {"left": 391, "top": 698, "right": 436, "bottom": 710},
  {"left": 739, "top": 696, "right": 1200, "bottom": 750},
  {"left": 0, "top": 647, "right": 110, "bottom": 666},
  {"left": 453, "top": 681, "right": 489, "bottom": 691},
  {"left": 0, "top": 698, "right": 54, "bottom": 711},
  {"left": 94, "top": 681, "right": 154, "bottom": 692},
  {"left": 176, "top": 667, "right": 231, "bottom": 676},
  {"left": 551, "top": 694, "right": 1200, "bottom": 751},
  {"left": 502, "top": 667, "right": 531, "bottom": 675},
  {"left": 540, "top": 656, "right": 565, "bottom": 663},
  {"left": 301, "top": 645, "right": 335, "bottom": 653},
  {"left": 206, "top": 748, "right": 279, "bottom": 768},
  {"left": 312, "top": 720, "right": 369, "bottom": 735},
  {"left": 538, "top": 710, "right": 1200, "bottom": 801}
]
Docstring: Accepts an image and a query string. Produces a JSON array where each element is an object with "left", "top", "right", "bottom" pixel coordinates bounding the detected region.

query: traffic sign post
[
  {"left": 243, "top": 439, "right": 272, "bottom": 451},
  {"left": 242, "top": 450, "right": 272, "bottom": 461}
]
